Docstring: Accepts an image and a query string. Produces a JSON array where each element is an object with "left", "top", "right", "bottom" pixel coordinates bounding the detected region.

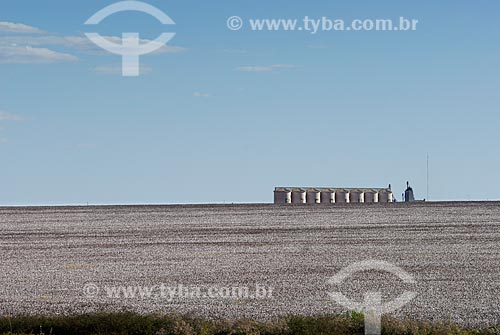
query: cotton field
[{"left": 0, "top": 202, "right": 499, "bottom": 327}]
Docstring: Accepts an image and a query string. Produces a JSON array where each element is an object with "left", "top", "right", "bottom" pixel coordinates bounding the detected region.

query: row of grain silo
[{"left": 274, "top": 186, "right": 394, "bottom": 204}]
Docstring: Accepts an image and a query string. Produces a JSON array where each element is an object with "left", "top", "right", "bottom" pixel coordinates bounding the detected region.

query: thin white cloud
[
  {"left": 193, "top": 92, "right": 210, "bottom": 98},
  {"left": 0, "top": 111, "right": 26, "bottom": 121},
  {"left": 0, "top": 35, "right": 185, "bottom": 55},
  {"left": 0, "top": 21, "right": 184, "bottom": 67},
  {"left": 0, "top": 21, "right": 184, "bottom": 65},
  {"left": 0, "top": 45, "right": 78, "bottom": 64},
  {"left": 92, "top": 64, "right": 152, "bottom": 75},
  {"left": 0, "top": 138, "right": 7, "bottom": 144},
  {"left": 236, "top": 64, "right": 296, "bottom": 72},
  {"left": 0, "top": 21, "right": 43, "bottom": 34}
]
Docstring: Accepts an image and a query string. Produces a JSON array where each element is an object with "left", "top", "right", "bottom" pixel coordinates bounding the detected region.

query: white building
[{"left": 274, "top": 186, "right": 394, "bottom": 205}]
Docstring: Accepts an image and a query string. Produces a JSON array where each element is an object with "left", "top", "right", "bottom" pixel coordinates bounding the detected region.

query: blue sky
[{"left": 0, "top": 0, "right": 499, "bottom": 205}]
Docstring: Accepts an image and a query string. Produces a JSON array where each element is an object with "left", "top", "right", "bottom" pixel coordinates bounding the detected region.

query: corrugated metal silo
[
  {"left": 274, "top": 188, "right": 291, "bottom": 204},
  {"left": 378, "top": 190, "right": 393, "bottom": 203},
  {"left": 335, "top": 189, "right": 347, "bottom": 203},
  {"left": 349, "top": 190, "right": 361, "bottom": 203},
  {"left": 364, "top": 190, "right": 376, "bottom": 203},
  {"left": 306, "top": 189, "right": 320, "bottom": 204},
  {"left": 291, "top": 189, "right": 306, "bottom": 204},
  {"left": 320, "top": 189, "right": 335, "bottom": 204}
]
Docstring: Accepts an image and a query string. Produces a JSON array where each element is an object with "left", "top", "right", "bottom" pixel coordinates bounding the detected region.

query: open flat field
[{"left": 0, "top": 202, "right": 499, "bottom": 327}]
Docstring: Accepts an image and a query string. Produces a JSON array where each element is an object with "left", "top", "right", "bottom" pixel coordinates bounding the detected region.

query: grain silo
[
  {"left": 306, "top": 189, "right": 320, "bottom": 204},
  {"left": 320, "top": 189, "right": 335, "bottom": 204},
  {"left": 378, "top": 189, "right": 394, "bottom": 203},
  {"left": 364, "top": 190, "right": 376, "bottom": 203},
  {"left": 349, "top": 190, "right": 362, "bottom": 203},
  {"left": 273, "top": 188, "right": 291, "bottom": 204},
  {"left": 335, "top": 189, "right": 348, "bottom": 203},
  {"left": 291, "top": 188, "right": 306, "bottom": 204}
]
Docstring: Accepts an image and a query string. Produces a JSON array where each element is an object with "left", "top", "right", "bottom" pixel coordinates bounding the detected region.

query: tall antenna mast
[{"left": 427, "top": 154, "right": 429, "bottom": 200}]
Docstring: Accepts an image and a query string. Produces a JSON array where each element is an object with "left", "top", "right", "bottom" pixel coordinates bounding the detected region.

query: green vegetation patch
[{"left": 0, "top": 312, "right": 499, "bottom": 335}]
